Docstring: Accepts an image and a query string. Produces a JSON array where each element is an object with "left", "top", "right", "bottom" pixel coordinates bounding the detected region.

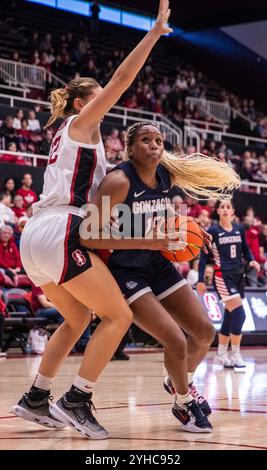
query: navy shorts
[
  {"left": 109, "top": 253, "right": 187, "bottom": 305},
  {"left": 214, "top": 268, "right": 245, "bottom": 301}
]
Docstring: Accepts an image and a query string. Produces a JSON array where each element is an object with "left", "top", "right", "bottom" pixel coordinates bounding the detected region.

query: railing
[
  {"left": 1, "top": 150, "right": 267, "bottom": 194},
  {"left": 186, "top": 97, "right": 231, "bottom": 124},
  {"left": 186, "top": 96, "right": 256, "bottom": 131},
  {"left": 232, "top": 108, "right": 256, "bottom": 131},
  {"left": 108, "top": 105, "right": 182, "bottom": 147},
  {"left": 0, "top": 67, "right": 27, "bottom": 90},
  {"left": 184, "top": 125, "right": 267, "bottom": 151},
  {"left": 0, "top": 84, "right": 30, "bottom": 98},
  {"left": 47, "top": 72, "right": 67, "bottom": 88},
  {"left": 183, "top": 128, "right": 201, "bottom": 153},
  {"left": 0, "top": 93, "right": 50, "bottom": 110},
  {"left": 239, "top": 181, "right": 267, "bottom": 195},
  {"left": 0, "top": 58, "right": 46, "bottom": 90},
  {"left": 184, "top": 118, "right": 228, "bottom": 133},
  {"left": 0, "top": 93, "right": 182, "bottom": 147},
  {"left": 0, "top": 149, "right": 48, "bottom": 167}
]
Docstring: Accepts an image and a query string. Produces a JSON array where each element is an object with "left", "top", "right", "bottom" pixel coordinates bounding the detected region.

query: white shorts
[{"left": 20, "top": 206, "right": 92, "bottom": 287}]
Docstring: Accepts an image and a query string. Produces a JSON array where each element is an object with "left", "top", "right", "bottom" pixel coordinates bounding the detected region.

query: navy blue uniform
[
  {"left": 199, "top": 223, "right": 254, "bottom": 300},
  {"left": 107, "top": 161, "right": 186, "bottom": 305}
]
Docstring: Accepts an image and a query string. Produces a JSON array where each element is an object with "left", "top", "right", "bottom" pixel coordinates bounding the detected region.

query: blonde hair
[
  {"left": 125, "top": 122, "right": 240, "bottom": 200},
  {"left": 45, "top": 77, "right": 99, "bottom": 128}
]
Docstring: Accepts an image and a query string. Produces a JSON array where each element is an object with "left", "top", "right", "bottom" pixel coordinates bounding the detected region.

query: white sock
[
  {"left": 73, "top": 375, "right": 95, "bottom": 394},
  {"left": 188, "top": 372, "right": 195, "bottom": 386},
  {"left": 231, "top": 345, "right": 240, "bottom": 354},
  {"left": 218, "top": 344, "right": 228, "bottom": 356},
  {"left": 176, "top": 390, "right": 193, "bottom": 406},
  {"left": 33, "top": 372, "right": 53, "bottom": 391}
]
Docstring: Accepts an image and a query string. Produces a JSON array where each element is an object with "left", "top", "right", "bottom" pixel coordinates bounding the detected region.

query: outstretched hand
[{"left": 154, "top": 0, "right": 173, "bottom": 35}]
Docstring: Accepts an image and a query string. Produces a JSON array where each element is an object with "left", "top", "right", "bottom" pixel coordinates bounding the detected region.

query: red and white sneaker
[
  {"left": 189, "top": 383, "right": 211, "bottom": 417},
  {"left": 163, "top": 376, "right": 176, "bottom": 395},
  {"left": 163, "top": 376, "right": 211, "bottom": 417}
]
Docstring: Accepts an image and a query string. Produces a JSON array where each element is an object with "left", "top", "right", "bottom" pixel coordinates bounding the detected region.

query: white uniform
[{"left": 20, "top": 116, "right": 106, "bottom": 286}]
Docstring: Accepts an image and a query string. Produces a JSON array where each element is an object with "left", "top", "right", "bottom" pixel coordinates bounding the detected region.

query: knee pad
[
  {"left": 230, "top": 306, "right": 246, "bottom": 335},
  {"left": 220, "top": 309, "right": 231, "bottom": 336}
]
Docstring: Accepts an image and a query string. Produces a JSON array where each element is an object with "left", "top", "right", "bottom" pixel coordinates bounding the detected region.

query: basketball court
[{"left": 1, "top": 349, "right": 266, "bottom": 450}]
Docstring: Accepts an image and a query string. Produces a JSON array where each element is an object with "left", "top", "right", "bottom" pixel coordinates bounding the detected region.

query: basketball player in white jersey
[{"left": 13, "top": 1, "right": 173, "bottom": 439}]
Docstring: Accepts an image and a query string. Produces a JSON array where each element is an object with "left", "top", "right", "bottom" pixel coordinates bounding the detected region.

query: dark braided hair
[
  {"left": 123, "top": 121, "right": 240, "bottom": 201},
  {"left": 125, "top": 121, "right": 161, "bottom": 159}
]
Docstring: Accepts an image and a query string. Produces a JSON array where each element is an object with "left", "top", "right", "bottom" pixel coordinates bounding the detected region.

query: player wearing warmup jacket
[
  {"left": 13, "top": 0, "right": 174, "bottom": 440},
  {"left": 83, "top": 121, "right": 241, "bottom": 433},
  {"left": 197, "top": 200, "right": 260, "bottom": 370}
]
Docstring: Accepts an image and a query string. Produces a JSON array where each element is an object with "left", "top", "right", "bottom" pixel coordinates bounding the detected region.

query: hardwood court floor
[{"left": 0, "top": 349, "right": 266, "bottom": 450}]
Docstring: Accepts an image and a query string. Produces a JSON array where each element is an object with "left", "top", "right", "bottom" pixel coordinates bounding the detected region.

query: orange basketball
[{"left": 161, "top": 217, "right": 203, "bottom": 263}]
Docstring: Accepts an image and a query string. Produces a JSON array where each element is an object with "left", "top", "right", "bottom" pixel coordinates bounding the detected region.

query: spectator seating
[{"left": 1, "top": 288, "right": 47, "bottom": 353}]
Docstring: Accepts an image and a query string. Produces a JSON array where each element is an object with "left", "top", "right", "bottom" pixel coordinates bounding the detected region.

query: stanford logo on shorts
[{"left": 72, "top": 249, "right": 86, "bottom": 267}]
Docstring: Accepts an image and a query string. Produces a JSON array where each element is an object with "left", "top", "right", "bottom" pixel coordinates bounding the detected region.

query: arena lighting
[{"left": 25, "top": 0, "right": 157, "bottom": 32}]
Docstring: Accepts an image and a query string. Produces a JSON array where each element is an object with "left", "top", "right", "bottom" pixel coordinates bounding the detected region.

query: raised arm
[{"left": 73, "top": 0, "right": 172, "bottom": 132}]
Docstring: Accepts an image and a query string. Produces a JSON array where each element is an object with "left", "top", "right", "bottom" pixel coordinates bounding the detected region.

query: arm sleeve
[
  {"left": 198, "top": 226, "right": 214, "bottom": 282},
  {"left": 198, "top": 251, "right": 210, "bottom": 282}
]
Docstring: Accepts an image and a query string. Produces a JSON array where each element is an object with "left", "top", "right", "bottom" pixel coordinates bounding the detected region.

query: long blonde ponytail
[
  {"left": 161, "top": 151, "right": 240, "bottom": 200},
  {"left": 44, "top": 77, "right": 100, "bottom": 128},
  {"left": 44, "top": 88, "right": 68, "bottom": 128},
  {"left": 125, "top": 122, "right": 241, "bottom": 200}
]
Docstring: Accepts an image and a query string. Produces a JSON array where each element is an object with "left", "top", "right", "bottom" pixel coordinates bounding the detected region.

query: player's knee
[
  {"left": 197, "top": 321, "right": 215, "bottom": 344},
  {"left": 103, "top": 305, "right": 133, "bottom": 329},
  {"left": 220, "top": 309, "right": 231, "bottom": 336},
  {"left": 230, "top": 306, "right": 246, "bottom": 335},
  {"left": 64, "top": 314, "right": 90, "bottom": 332},
  {"left": 120, "top": 308, "right": 133, "bottom": 329},
  {"left": 165, "top": 334, "right": 187, "bottom": 360}
]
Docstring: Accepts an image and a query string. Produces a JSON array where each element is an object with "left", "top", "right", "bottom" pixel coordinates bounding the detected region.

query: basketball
[{"left": 162, "top": 217, "right": 203, "bottom": 262}]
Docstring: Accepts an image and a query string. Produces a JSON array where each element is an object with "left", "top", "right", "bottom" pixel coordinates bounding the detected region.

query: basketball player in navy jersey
[
  {"left": 197, "top": 200, "right": 260, "bottom": 370},
  {"left": 82, "top": 122, "right": 240, "bottom": 432},
  {"left": 13, "top": 1, "right": 174, "bottom": 439}
]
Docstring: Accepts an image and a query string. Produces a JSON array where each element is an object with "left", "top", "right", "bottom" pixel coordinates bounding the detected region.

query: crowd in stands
[
  {"left": 1, "top": 111, "right": 267, "bottom": 187},
  {"left": 0, "top": 171, "right": 267, "bottom": 295},
  {"left": 1, "top": 31, "right": 267, "bottom": 181},
  {"left": 219, "top": 90, "right": 267, "bottom": 138},
  {"left": 0, "top": 166, "right": 267, "bottom": 354},
  {"left": 1, "top": 10, "right": 267, "bottom": 353},
  {"left": 5, "top": 24, "right": 267, "bottom": 135},
  {"left": 0, "top": 16, "right": 267, "bottom": 180},
  {"left": 0, "top": 111, "right": 52, "bottom": 164}
]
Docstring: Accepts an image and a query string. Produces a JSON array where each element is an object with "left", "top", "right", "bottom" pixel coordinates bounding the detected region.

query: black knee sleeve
[
  {"left": 220, "top": 309, "right": 231, "bottom": 336},
  {"left": 230, "top": 306, "right": 246, "bottom": 335}
]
